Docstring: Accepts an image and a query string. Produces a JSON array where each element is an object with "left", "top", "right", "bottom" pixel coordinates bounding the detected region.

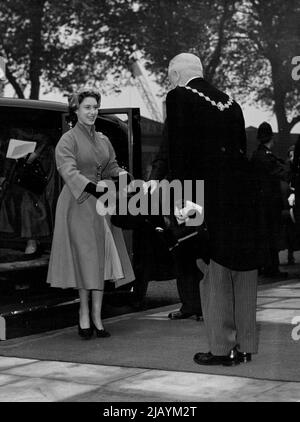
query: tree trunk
[
  {"left": 205, "top": 0, "right": 233, "bottom": 84},
  {"left": 29, "top": 0, "right": 44, "bottom": 99},
  {"left": 273, "top": 88, "right": 290, "bottom": 143},
  {"left": 5, "top": 67, "right": 25, "bottom": 99},
  {"left": 271, "top": 59, "right": 291, "bottom": 144}
]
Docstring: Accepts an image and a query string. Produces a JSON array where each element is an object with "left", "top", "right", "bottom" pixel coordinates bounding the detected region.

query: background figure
[
  {"left": 251, "top": 122, "right": 290, "bottom": 277},
  {"left": 290, "top": 136, "right": 300, "bottom": 243},
  {"left": 280, "top": 145, "right": 297, "bottom": 264},
  {"left": 47, "top": 88, "right": 135, "bottom": 340},
  {"left": 148, "top": 98, "right": 203, "bottom": 321},
  {"left": 0, "top": 126, "right": 54, "bottom": 258},
  {"left": 158, "top": 53, "right": 260, "bottom": 366}
]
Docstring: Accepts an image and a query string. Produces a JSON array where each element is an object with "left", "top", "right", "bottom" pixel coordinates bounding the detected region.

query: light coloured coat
[{"left": 46, "top": 122, "right": 135, "bottom": 290}]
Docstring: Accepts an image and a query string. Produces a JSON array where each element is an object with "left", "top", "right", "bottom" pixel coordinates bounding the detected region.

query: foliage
[
  {"left": 106, "top": 0, "right": 299, "bottom": 134},
  {"left": 0, "top": 0, "right": 299, "bottom": 135},
  {"left": 223, "top": 0, "right": 300, "bottom": 133},
  {"left": 0, "top": 0, "right": 114, "bottom": 98},
  {"left": 98, "top": 0, "right": 238, "bottom": 90}
]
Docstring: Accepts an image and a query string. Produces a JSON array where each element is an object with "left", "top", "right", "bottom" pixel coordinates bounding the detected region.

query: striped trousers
[{"left": 200, "top": 259, "right": 258, "bottom": 355}]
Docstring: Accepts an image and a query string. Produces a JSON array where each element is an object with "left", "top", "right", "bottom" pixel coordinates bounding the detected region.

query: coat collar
[{"left": 76, "top": 121, "right": 96, "bottom": 142}]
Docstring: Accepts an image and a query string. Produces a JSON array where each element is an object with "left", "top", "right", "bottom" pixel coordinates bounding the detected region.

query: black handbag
[
  {"left": 111, "top": 213, "right": 149, "bottom": 230},
  {"left": 110, "top": 191, "right": 151, "bottom": 230},
  {"left": 110, "top": 179, "right": 152, "bottom": 230},
  {"left": 111, "top": 192, "right": 210, "bottom": 262},
  {"left": 14, "top": 157, "right": 48, "bottom": 195},
  {"left": 110, "top": 188, "right": 165, "bottom": 231}
]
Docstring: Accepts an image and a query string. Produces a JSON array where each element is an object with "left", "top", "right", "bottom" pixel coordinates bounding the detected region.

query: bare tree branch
[
  {"left": 5, "top": 66, "right": 25, "bottom": 98},
  {"left": 205, "top": 0, "right": 234, "bottom": 82},
  {"left": 289, "top": 116, "right": 300, "bottom": 132}
]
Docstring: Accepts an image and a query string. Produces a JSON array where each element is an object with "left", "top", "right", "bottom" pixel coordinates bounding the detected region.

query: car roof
[
  {"left": 0, "top": 97, "right": 68, "bottom": 112},
  {"left": 0, "top": 98, "right": 138, "bottom": 119}
]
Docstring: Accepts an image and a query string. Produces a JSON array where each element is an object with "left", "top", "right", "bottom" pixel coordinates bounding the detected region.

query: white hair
[{"left": 168, "top": 53, "right": 204, "bottom": 80}]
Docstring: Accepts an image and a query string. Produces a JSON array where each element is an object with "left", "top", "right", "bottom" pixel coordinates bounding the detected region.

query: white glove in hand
[
  {"left": 174, "top": 201, "right": 203, "bottom": 225},
  {"left": 288, "top": 193, "right": 295, "bottom": 207}
]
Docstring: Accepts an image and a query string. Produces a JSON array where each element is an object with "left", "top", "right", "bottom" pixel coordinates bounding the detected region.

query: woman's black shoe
[
  {"left": 95, "top": 328, "right": 111, "bottom": 338},
  {"left": 91, "top": 320, "right": 111, "bottom": 337},
  {"left": 94, "top": 326, "right": 111, "bottom": 338},
  {"left": 22, "top": 244, "right": 44, "bottom": 260},
  {"left": 78, "top": 324, "right": 93, "bottom": 339}
]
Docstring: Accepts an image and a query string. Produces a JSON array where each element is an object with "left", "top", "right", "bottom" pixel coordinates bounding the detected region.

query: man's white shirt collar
[{"left": 185, "top": 76, "right": 201, "bottom": 86}]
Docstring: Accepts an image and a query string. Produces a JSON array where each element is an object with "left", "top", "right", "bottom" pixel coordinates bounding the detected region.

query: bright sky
[
  {"left": 41, "top": 85, "right": 300, "bottom": 134},
  {"left": 3, "top": 76, "right": 300, "bottom": 134}
]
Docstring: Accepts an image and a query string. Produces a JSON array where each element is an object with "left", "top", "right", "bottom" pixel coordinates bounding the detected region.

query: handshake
[
  {"left": 95, "top": 175, "right": 158, "bottom": 217},
  {"left": 97, "top": 178, "right": 158, "bottom": 196},
  {"left": 96, "top": 174, "right": 203, "bottom": 227},
  {"left": 107, "top": 171, "right": 158, "bottom": 196},
  {"left": 124, "top": 178, "right": 158, "bottom": 196}
]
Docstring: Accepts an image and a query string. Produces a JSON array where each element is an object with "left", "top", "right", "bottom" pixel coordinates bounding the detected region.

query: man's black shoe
[
  {"left": 193, "top": 350, "right": 240, "bottom": 366},
  {"left": 168, "top": 310, "right": 203, "bottom": 321},
  {"left": 237, "top": 351, "right": 252, "bottom": 363},
  {"left": 222, "top": 348, "right": 241, "bottom": 366}
]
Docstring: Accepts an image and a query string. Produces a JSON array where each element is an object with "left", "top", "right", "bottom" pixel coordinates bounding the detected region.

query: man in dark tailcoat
[
  {"left": 149, "top": 53, "right": 260, "bottom": 365},
  {"left": 148, "top": 70, "right": 204, "bottom": 322},
  {"left": 290, "top": 135, "right": 300, "bottom": 242},
  {"left": 251, "top": 122, "right": 290, "bottom": 277}
]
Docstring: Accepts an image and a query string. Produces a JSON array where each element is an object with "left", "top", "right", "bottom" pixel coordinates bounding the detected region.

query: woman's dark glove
[{"left": 84, "top": 182, "right": 102, "bottom": 199}]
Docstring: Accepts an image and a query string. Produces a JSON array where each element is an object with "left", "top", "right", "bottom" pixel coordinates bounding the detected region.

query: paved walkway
[{"left": 0, "top": 275, "right": 299, "bottom": 402}]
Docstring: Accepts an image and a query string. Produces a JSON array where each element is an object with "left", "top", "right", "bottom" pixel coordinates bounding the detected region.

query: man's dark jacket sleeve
[{"left": 149, "top": 123, "right": 169, "bottom": 181}]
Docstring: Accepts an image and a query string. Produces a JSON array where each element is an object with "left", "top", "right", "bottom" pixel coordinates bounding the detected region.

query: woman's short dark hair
[
  {"left": 68, "top": 88, "right": 101, "bottom": 113},
  {"left": 67, "top": 88, "right": 101, "bottom": 126}
]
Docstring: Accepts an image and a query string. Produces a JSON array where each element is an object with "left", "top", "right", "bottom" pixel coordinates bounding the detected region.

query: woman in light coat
[{"left": 47, "top": 88, "right": 135, "bottom": 339}]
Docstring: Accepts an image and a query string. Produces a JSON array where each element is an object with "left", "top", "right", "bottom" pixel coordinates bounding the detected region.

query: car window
[
  {"left": 0, "top": 107, "right": 62, "bottom": 256},
  {"left": 95, "top": 114, "right": 129, "bottom": 172}
]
